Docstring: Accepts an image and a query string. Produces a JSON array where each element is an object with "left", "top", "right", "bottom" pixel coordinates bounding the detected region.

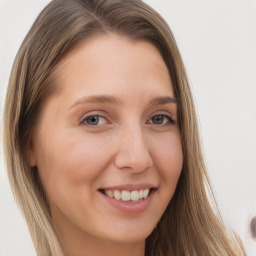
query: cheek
[
  {"left": 36, "top": 130, "right": 112, "bottom": 194},
  {"left": 152, "top": 132, "right": 183, "bottom": 184}
]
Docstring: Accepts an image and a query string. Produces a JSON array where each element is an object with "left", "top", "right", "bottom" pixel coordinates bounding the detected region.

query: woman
[{"left": 2, "top": 0, "right": 246, "bottom": 255}]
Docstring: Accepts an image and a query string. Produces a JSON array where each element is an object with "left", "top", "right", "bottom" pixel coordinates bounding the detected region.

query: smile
[
  {"left": 98, "top": 184, "right": 157, "bottom": 214},
  {"left": 103, "top": 188, "right": 150, "bottom": 202}
]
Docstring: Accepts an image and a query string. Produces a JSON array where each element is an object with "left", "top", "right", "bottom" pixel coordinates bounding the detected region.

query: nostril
[
  {"left": 114, "top": 133, "right": 153, "bottom": 172},
  {"left": 114, "top": 152, "right": 153, "bottom": 172}
]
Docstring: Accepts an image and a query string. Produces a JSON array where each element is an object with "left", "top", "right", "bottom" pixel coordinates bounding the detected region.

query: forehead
[{"left": 50, "top": 34, "right": 174, "bottom": 103}]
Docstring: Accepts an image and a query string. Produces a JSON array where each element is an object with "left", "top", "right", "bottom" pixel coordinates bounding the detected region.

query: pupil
[
  {"left": 87, "top": 116, "right": 99, "bottom": 125},
  {"left": 153, "top": 115, "right": 164, "bottom": 124}
]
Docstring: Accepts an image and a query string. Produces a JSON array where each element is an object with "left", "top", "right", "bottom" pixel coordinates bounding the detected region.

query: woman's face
[{"left": 28, "top": 34, "right": 183, "bottom": 246}]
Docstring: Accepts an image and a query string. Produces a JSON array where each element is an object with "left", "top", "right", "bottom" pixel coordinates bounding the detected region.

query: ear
[{"left": 25, "top": 137, "right": 37, "bottom": 167}]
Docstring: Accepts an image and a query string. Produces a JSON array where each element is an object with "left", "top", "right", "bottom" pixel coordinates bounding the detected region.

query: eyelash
[
  {"left": 81, "top": 115, "right": 109, "bottom": 126},
  {"left": 148, "top": 114, "right": 175, "bottom": 125},
  {"left": 81, "top": 113, "right": 175, "bottom": 127}
]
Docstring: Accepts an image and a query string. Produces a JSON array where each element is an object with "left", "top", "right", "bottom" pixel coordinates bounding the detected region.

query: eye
[
  {"left": 82, "top": 115, "right": 108, "bottom": 126},
  {"left": 149, "top": 114, "right": 175, "bottom": 125}
]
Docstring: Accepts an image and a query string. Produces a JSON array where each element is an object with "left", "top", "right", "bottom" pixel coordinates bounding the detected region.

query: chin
[{"left": 101, "top": 223, "right": 155, "bottom": 244}]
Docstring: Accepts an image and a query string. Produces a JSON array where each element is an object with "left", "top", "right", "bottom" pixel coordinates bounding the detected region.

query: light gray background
[{"left": 0, "top": 0, "right": 255, "bottom": 255}]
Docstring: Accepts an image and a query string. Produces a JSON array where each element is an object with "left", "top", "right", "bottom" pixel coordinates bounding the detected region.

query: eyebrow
[
  {"left": 69, "top": 95, "right": 122, "bottom": 110},
  {"left": 69, "top": 95, "right": 177, "bottom": 110},
  {"left": 148, "top": 96, "right": 177, "bottom": 106}
]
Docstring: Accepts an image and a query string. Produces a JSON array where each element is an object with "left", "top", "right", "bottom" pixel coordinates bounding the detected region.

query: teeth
[
  {"left": 130, "top": 191, "right": 139, "bottom": 201},
  {"left": 113, "top": 190, "right": 121, "bottom": 200},
  {"left": 106, "top": 190, "right": 114, "bottom": 198},
  {"left": 143, "top": 188, "right": 150, "bottom": 199},
  {"left": 139, "top": 190, "right": 144, "bottom": 199},
  {"left": 104, "top": 188, "right": 151, "bottom": 202},
  {"left": 121, "top": 190, "right": 130, "bottom": 201}
]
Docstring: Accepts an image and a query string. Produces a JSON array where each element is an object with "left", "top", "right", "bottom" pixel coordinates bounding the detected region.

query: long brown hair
[{"left": 3, "top": 0, "right": 245, "bottom": 255}]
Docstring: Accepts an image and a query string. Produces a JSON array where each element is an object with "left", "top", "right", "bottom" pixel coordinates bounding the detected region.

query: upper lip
[{"left": 99, "top": 183, "right": 157, "bottom": 191}]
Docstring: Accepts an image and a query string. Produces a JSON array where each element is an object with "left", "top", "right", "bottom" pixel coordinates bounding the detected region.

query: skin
[{"left": 28, "top": 34, "right": 183, "bottom": 256}]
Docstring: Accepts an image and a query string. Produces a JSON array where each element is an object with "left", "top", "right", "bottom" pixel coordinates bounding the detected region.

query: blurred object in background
[{"left": 250, "top": 216, "right": 256, "bottom": 240}]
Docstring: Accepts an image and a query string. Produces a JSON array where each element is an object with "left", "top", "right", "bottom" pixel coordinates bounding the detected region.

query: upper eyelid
[
  {"left": 80, "top": 111, "right": 108, "bottom": 122},
  {"left": 149, "top": 110, "right": 175, "bottom": 119}
]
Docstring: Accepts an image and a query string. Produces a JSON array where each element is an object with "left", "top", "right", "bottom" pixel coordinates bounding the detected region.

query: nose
[{"left": 114, "top": 126, "right": 153, "bottom": 173}]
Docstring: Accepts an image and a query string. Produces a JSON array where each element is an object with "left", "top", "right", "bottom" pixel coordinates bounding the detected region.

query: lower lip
[{"left": 99, "top": 189, "right": 156, "bottom": 214}]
